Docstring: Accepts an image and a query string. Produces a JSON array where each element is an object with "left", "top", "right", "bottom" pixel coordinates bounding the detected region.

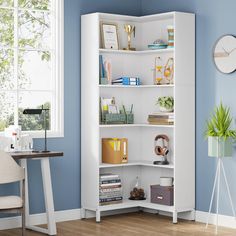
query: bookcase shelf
[
  {"left": 99, "top": 84, "right": 174, "bottom": 88},
  {"left": 99, "top": 48, "right": 174, "bottom": 55},
  {"left": 98, "top": 198, "right": 175, "bottom": 213},
  {"left": 82, "top": 11, "right": 195, "bottom": 224},
  {"left": 99, "top": 161, "right": 174, "bottom": 169},
  {"left": 99, "top": 124, "right": 175, "bottom": 128}
]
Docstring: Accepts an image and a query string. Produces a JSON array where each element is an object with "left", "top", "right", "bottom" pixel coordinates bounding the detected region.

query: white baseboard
[
  {"left": 1, "top": 208, "right": 236, "bottom": 231},
  {"left": 0, "top": 209, "right": 82, "bottom": 231},
  {"left": 195, "top": 210, "right": 236, "bottom": 229},
  {"left": 0, "top": 208, "right": 138, "bottom": 231}
]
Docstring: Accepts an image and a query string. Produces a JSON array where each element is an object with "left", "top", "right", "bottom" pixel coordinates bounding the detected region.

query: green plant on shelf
[{"left": 156, "top": 96, "right": 174, "bottom": 112}]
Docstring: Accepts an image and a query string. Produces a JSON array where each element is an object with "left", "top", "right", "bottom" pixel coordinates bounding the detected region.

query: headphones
[{"left": 154, "top": 134, "right": 169, "bottom": 156}]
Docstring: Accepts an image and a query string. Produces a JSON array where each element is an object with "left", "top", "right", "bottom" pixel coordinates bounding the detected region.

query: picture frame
[{"left": 101, "top": 22, "right": 119, "bottom": 50}]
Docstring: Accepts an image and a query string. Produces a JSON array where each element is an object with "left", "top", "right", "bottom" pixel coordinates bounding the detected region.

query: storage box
[
  {"left": 102, "top": 138, "right": 128, "bottom": 164},
  {"left": 150, "top": 185, "right": 173, "bottom": 206},
  {"left": 101, "top": 113, "right": 134, "bottom": 124}
]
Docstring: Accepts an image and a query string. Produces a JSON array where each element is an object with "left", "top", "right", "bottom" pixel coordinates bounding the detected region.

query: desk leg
[
  {"left": 41, "top": 158, "right": 57, "bottom": 235},
  {"left": 20, "top": 159, "right": 30, "bottom": 227}
]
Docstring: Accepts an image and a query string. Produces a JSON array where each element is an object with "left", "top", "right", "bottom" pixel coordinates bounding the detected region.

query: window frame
[{"left": 0, "top": 0, "right": 64, "bottom": 138}]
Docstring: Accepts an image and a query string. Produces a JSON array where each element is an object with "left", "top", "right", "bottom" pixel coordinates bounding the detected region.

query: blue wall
[
  {"left": 3, "top": 0, "right": 236, "bottom": 218},
  {"left": 141, "top": 0, "right": 236, "bottom": 216},
  {"left": 27, "top": 0, "right": 142, "bottom": 214}
]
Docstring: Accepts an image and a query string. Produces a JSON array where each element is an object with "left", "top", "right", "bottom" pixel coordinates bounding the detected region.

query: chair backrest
[
  {"left": 0, "top": 151, "right": 24, "bottom": 184},
  {"left": 0, "top": 136, "right": 11, "bottom": 152}
]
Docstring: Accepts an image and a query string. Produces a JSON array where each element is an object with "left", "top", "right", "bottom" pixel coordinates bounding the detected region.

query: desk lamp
[{"left": 23, "top": 105, "right": 50, "bottom": 153}]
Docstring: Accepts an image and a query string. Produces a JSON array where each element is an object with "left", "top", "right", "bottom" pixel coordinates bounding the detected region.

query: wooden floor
[{"left": 1, "top": 212, "right": 236, "bottom": 236}]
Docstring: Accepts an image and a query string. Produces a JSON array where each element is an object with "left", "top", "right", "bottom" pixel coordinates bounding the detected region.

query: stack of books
[
  {"left": 112, "top": 77, "right": 141, "bottom": 86},
  {"left": 147, "top": 112, "right": 174, "bottom": 125},
  {"left": 99, "top": 173, "right": 123, "bottom": 206}
]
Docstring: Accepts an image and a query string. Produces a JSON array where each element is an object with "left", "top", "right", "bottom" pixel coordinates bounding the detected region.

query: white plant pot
[
  {"left": 208, "top": 136, "right": 232, "bottom": 157},
  {"left": 159, "top": 106, "right": 174, "bottom": 112}
]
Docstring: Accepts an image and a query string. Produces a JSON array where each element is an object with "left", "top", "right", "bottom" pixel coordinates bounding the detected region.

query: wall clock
[{"left": 213, "top": 35, "right": 236, "bottom": 74}]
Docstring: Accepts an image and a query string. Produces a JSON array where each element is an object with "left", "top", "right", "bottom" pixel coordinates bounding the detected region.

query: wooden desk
[{"left": 11, "top": 151, "right": 63, "bottom": 236}]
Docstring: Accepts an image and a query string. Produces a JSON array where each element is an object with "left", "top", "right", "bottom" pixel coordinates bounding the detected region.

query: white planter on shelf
[
  {"left": 208, "top": 136, "right": 232, "bottom": 157},
  {"left": 159, "top": 106, "right": 174, "bottom": 112}
]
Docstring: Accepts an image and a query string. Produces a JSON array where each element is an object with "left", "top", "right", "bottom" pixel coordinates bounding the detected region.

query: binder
[{"left": 102, "top": 138, "right": 128, "bottom": 164}]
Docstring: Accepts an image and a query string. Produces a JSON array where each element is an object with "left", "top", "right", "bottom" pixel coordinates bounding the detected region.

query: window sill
[
  {"left": 23, "top": 130, "right": 64, "bottom": 139},
  {"left": 0, "top": 131, "right": 64, "bottom": 139}
]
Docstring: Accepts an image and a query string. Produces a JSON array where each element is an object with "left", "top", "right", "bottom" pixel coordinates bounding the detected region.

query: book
[
  {"left": 100, "top": 174, "right": 119, "bottom": 179},
  {"left": 100, "top": 184, "right": 122, "bottom": 189},
  {"left": 99, "top": 193, "right": 123, "bottom": 199},
  {"left": 99, "top": 200, "right": 122, "bottom": 206},
  {"left": 99, "top": 196, "right": 123, "bottom": 203},
  {"left": 99, "top": 179, "right": 121, "bottom": 184},
  {"left": 148, "top": 119, "right": 174, "bottom": 123},
  {"left": 100, "top": 182, "right": 122, "bottom": 188},
  {"left": 148, "top": 115, "right": 174, "bottom": 119},
  {"left": 100, "top": 187, "right": 122, "bottom": 193},
  {"left": 148, "top": 121, "right": 174, "bottom": 125},
  {"left": 99, "top": 191, "right": 122, "bottom": 198},
  {"left": 152, "top": 112, "right": 174, "bottom": 116},
  {"left": 99, "top": 189, "right": 122, "bottom": 195}
]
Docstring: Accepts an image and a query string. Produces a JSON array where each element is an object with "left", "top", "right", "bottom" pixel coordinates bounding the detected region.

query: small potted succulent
[
  {"left": 205, "top": 102, "right": 236, "bottom": 157},
  {"left": 156, "top": 96, "right": 174, "bottom": 112}
]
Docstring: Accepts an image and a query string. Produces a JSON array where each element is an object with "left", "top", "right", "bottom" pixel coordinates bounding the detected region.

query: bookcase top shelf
[{"left": 99, "top": 48, "right": 174, "bottom": 55}]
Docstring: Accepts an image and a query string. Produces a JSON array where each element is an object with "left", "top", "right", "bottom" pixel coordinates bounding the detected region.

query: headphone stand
[{"left": 153, "top": 155, "right": 169, "bottom": 165}]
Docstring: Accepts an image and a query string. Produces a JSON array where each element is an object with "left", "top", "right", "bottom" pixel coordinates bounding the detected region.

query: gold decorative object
[
  {"left": 164, "top": 58, "right": 174, "bottom": 84},
  {"left": 154, "top": 57, "right": 163, "bottom": 85},
  {"left": 123, "top": 24, "right": 136, "bottom": 51}
]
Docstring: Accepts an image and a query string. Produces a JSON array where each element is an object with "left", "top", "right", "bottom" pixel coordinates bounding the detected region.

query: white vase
[
  {"left": 159, "top": 106, "right": 174, "bottom": 112},
  {"left": 208, "top": 136, "right": 232, "bottom": 157}
]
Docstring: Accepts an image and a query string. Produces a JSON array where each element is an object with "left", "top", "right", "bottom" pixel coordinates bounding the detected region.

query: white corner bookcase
[{"left": 81, "top": 12, "right": 195, "bottom": 223}]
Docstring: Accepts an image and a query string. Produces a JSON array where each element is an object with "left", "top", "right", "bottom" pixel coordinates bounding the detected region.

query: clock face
[{"left": 213, "top": 35, "right": 236, "bottom": 74}]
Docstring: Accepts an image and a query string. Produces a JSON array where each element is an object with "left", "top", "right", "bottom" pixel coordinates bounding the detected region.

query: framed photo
[{"left": 101, "top": 23, "right": 119, "bottom": 50}]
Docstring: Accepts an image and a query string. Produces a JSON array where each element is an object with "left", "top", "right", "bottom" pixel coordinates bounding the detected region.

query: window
[{"left": 0, "top": 0, "right": 64, "bottom": 137}]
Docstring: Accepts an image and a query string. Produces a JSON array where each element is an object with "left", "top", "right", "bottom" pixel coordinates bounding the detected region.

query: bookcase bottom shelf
[{"left": 98, "top": 199, "right": 174, "bottom": 212}]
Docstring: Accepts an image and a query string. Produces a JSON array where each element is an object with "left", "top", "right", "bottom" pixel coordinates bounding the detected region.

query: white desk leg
[
  {"left": 41, "top": 158, "right": 57, "bottom": 235},
  {"left": 20, "top": 159, "right": 30, "bottom": 227}
]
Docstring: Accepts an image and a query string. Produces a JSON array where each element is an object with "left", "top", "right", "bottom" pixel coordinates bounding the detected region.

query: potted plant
[
  {"left": 156, "top": 96, "right": 174, "bottom": 112},
  {"left": 205, "top": 102, "right": 236, "bottom": 157}
]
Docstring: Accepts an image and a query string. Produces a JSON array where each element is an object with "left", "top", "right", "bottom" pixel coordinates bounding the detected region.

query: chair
[{"left": 0, "top": 151, "right": 25, "bottom": 236}]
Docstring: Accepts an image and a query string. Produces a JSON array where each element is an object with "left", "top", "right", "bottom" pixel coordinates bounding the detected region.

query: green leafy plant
[
  {"left": 156, "top": 96, "right": 174, "bottom": 110},
  {"left": 205, "top": 102, "right": 236, "bottom": 140}
]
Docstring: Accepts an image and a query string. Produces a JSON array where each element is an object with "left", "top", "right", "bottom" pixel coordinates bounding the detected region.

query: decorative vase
[
  {"left": 159, "top": 106, "right": 174, "bottom": 113},
  {"left": 208, "top": 136, "right": 232, "bottom": 157}
]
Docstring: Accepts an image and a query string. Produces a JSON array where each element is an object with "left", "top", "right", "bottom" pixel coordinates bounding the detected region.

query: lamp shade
[{"left": 23, "top": 109, "right": 42, "bottom": 115}]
